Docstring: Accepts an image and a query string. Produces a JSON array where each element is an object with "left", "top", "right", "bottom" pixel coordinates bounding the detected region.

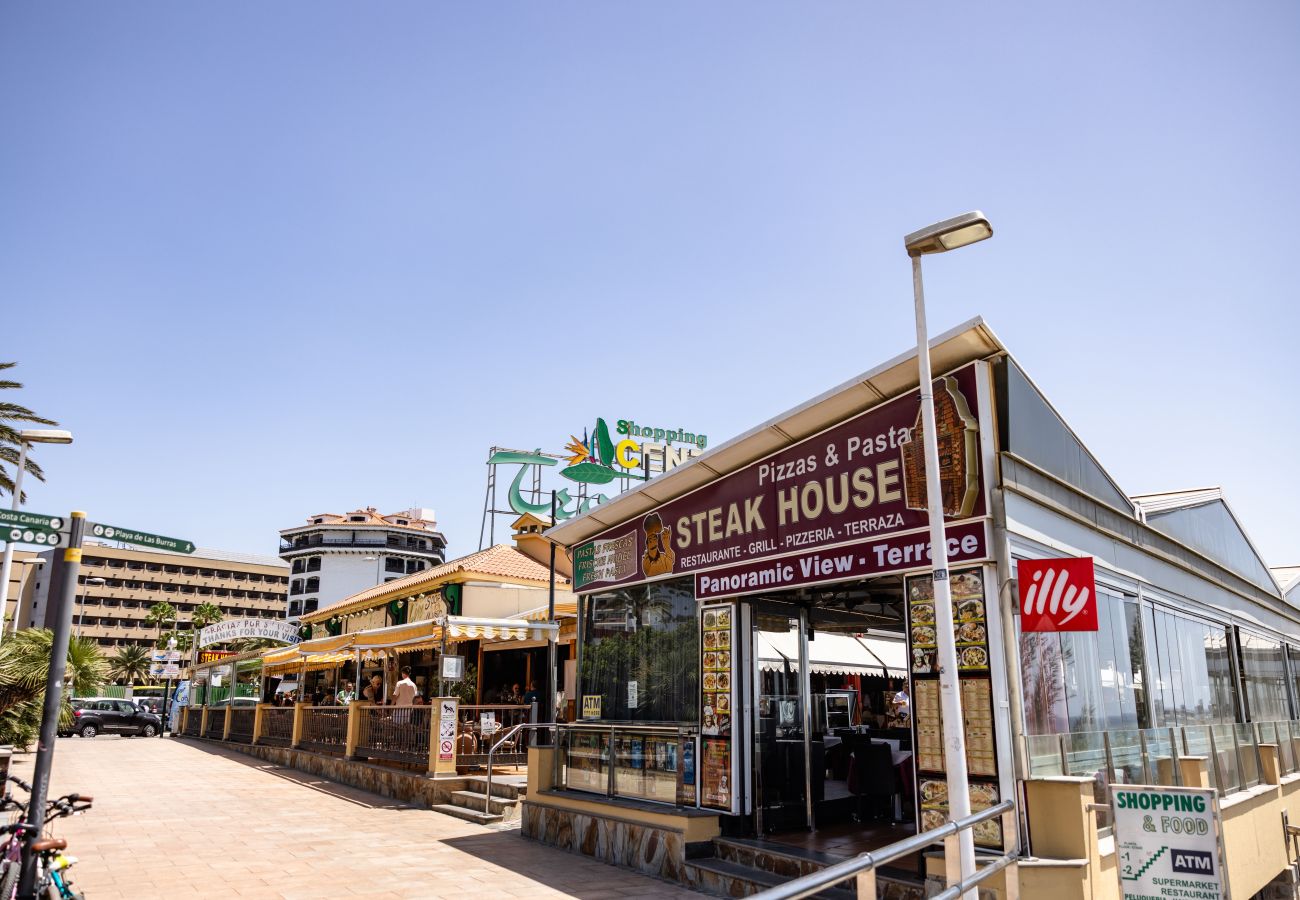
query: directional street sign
[
  {"left": 88, "top": 522, "right": 195, "bottom": 554},
  {"left": 0, "top": 510, "right": 66, "bottom": 547},
  {"left": 0, "top": 510, "right": 64, "bottom": 531}
]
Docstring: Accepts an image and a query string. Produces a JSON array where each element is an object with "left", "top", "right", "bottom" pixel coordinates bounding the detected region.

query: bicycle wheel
[{"left": 0, "top": 858, "right": 19, "bottom": 900}]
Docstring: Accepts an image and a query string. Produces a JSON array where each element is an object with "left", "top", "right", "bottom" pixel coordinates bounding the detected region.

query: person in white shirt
[
  {"left": 891, "top": 684, "right": 911, "bottom": 722},
  {"left": 393, "top": 666, "right": 418, "bottom": 707}
]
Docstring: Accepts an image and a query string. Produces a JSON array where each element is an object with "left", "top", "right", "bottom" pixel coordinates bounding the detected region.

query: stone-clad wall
[
  {"left": 177, "top": 736, "right": 465, "bottom": 808},
  {"left": 521, "top": 801, "right": 689, "bottom": 883}
]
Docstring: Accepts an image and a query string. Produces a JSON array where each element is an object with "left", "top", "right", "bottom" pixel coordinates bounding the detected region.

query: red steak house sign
[{"left": 573, "top": 363, "right": 990, "bottom": 595}]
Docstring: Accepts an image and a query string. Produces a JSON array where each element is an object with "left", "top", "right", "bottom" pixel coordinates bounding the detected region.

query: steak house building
[{"left": 525, "top": 318, "right": 1300, "bottom": 899}]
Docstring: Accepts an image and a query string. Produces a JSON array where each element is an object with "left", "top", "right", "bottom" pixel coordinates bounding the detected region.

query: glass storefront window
[
  {"left": 1020, "top": 590, "right": 1142, "bottom": 734},
  {"left": 1238, "top": 630, "right": 1288, "bottom": 722},
  {"left": 1142, "top": 604, "right": 1236, "bottom": 728},
  {"left": 579, "top": 576, "right": 699, "bottom": 722}
]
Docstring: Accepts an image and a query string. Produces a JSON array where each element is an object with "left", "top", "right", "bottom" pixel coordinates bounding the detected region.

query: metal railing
[
  {"left": 751, "top": 800, "right": 1017, "bottom": 900},
  {"left": 356, "top": 706, "right": 432, "bottom": 765},
  {"left": 555, "top": 723, "right": 701, "bottom": 808},
  {"left": 1025, "top": 720, "right": 1297, "bottom": 818},
  {"left": 484, "top": 723, "right": 556, "bottom": 813},
  {"left": 204, "top": 707, "right": 227, "bottom": 739},
  {"left": 456, "top": 705, "right": 535, "bottom": 767},
  {"left": 227, "top": 708, "right": 256, "bottom": 743},
  {"left": 298, "top": 706, "right": 348, "bottom": 754},
  {"left": 259, "top": 707, "right": 294, "bottom": 746}
]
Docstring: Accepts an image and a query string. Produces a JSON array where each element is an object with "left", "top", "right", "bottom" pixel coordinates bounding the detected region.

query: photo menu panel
[
  {"left": 700, "top": 601, "right": 737, "bottom": 814},
  {"left": 905, "top": 566, "right": 1003, "bottom": 849}
]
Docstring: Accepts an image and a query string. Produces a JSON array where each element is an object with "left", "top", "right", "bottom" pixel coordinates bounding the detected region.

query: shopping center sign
[
  {"left": 1017, "top": 557, "right": 1098, "bottom": 632},
  {"left": 489, "top": 417, "right": 708, "bottom": 522},
  {"left": 574, "top": 364, "right": 988, "bottom": 592}
]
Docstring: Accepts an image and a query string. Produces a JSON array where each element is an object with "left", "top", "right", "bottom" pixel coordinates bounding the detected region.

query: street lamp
[
  {"left": 0, "top": 429, "right": 75, "bottom": 638},
  {"left": 904, "top": 211, "right": 992, "bottom": 900},
  {"left": 77, "top": 577, "right": 105, "bottom": 637}
]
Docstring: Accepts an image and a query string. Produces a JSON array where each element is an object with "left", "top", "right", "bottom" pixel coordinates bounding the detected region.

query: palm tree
[
  {"left": 0, "top": 362, "right": 58, "bottom": 501},
  {"left": 190, "top": 601, "right": 223, "bottom": 631},
  {"left": 108, "top": 645, "right": 151, "bottom": 685},
  {"left": 185, "top": 601, "right": 224, "bottom": 674},
  {"left": 0, "top": 631, "right": 107, "bottom": 749},
  {"left": 145, "top": 601, "right": 177, "bottom": 644},
  {"left": 157, "top": 630, "right": 193, "bottom": 652}
]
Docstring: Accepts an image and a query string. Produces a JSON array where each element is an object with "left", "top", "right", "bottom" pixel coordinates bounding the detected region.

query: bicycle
[{"left": 0, "top": 776, "right": 92, "bottom": 899}]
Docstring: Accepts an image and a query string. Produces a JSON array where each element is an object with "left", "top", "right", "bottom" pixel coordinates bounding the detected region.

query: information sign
[
  {"left": 1111, "top": 784, "right": 1224, "bottom": 900},
  {"left": 88, "top": 522, "right": 194, "bottom": 554},
  {"left": 0, "top": 510, "right": 63, "bottom": 531},
  {"left": 436, "top": 698, "right": 458, "bottom": 771},
  {"left": 440, "top": 655, "right": 464, "bottom": 681}
]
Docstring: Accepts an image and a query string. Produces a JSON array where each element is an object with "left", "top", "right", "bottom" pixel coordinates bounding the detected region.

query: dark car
[{"left": 69, "top": 698, "right": 162, "bottom": 738}]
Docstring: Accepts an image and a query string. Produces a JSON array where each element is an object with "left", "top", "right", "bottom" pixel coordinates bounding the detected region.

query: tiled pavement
[{"left": 9, "top": 736, "right": 693, "bottom": 899}]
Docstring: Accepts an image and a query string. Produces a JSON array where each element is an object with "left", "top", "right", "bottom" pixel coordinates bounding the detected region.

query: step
[
  {"left": 684, "top": 858, "right": 855, "bottom": 900},
  {"left": 450, "top": 790, "right": 519, "bottom": 817},
  {"left": 429, "top": 803, "right": 503, "bottom": 826},
  {"left": 461, "top": 776, "right": 526, "bottom": 801},
  {"left": 714, "top": 837, "right": 844, "bottom": 877}
]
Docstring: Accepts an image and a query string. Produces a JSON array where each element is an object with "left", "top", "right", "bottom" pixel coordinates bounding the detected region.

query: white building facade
[{"left": 278, "top": 507, "right": 448, "bottom": 619}]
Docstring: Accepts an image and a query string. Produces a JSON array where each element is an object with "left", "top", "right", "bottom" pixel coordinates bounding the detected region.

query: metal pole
[
  {"left": 912, "top": 253, "right": 976, "bottom": 898},
  {"left": 0, "top": 441, "right": 29, "bottom": 637},
  {"left": 547, "top": 491, "right": 557, "bottom": 731},
  {"left": 18, "top": 511, "right": 85, "bottom": 900}
]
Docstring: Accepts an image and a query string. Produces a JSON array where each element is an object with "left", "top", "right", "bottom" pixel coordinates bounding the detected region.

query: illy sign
[{"left": 1018, "top": 557, "right": 1098, "bottom": 632}]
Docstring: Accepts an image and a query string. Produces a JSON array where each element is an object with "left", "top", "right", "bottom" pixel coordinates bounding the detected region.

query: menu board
[
  {"left": 905, "top": 566, "right": 1003, "bottom": 848},
  {"left": 700, "top": 602, "right": 737, "bottom": 813}
]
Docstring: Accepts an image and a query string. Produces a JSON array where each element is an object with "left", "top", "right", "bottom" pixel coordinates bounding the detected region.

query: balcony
[{"left": 279, "top": 536, "right": 443, "bottom": 555}]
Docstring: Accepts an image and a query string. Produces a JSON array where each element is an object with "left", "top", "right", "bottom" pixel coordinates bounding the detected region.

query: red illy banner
[{"left": 1017, "top": 557, "right": 1098, "bottom": 632}]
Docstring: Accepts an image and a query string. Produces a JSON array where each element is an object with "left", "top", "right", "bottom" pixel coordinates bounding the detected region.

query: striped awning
[
  {"left": 261, "top": 634, "right": 357, "bottom": 673},
  {"left": 518, "top": 600, "right": 578, "bottom": 622},
  {"left": 350, "top": 616, "right": 560, "bottom": 652}
]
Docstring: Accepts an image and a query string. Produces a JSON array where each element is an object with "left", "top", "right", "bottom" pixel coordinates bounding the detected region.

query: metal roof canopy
[{"left": 545, "top": 316, "right": 1006, "bottom": 549}]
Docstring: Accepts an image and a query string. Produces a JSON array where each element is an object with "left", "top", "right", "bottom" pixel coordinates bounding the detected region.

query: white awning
[{"left": 756, "top": 630, "right": 907, "bottom": 677}]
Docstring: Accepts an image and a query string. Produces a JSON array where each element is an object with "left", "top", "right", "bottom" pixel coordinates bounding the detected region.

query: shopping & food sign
[
  {"left": 1111, "top": 785, "right": 1224, "bottom": 899},
  {"left": 574, "top": 363, "right": 988, "bottom": 592},
  {"left": 1017, "top": 557, "right": 1098, "bottom": 632}
]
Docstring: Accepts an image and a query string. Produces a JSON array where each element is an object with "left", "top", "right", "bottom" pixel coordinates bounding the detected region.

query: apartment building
[
  {"left": 279, "top": 507, "right": 447, "bottom": 619},
  {"left": 25, "top": 541, "right": 289, "bottom": 650}
]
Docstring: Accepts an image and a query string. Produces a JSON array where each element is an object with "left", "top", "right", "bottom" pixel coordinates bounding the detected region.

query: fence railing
[
  {"left": 298, "top": 706, "right": 348, "bottom": 754},
  {"left": 1026, "top": 720, "right": 1298, "bottom": 826},
  {"left": 259, "top": 707, "right": 294, "bottom": 746},
  {"left": 751, "top": 800, "right": 1018, "bottom": 899},
  {"left": 555, "top": 723, "right": 700, "bottom": 808},
  {"left": 182, "top": 708, "right": 202, "bottom": 737},
  {"left": 203, "top": 707, "right": 227, "bottom": 740},
  {"left": 456, "top": 704, "right": 536, "bottom": 767},
  {"left": 355, "top": 706, "right": 432, "bottom": 766},
  {"left": 227, "top": 708, "right": 256, "bottom": 743}
]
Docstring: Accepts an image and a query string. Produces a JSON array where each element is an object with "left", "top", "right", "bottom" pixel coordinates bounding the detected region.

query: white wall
[{"left": 462, "top": 584, "right": 575, "bottom": 619}]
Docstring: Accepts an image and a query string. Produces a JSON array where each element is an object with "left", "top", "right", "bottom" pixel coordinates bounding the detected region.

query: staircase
[
  {"left": 430, "top": 774, "right": 528, "bottom": 826},
  {"left": 685, "top": 837, "right": 925, "bottom": 899}
]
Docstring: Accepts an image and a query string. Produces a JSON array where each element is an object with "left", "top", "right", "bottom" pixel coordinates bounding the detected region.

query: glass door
[{"left": 752, "top": 600, "right": 811, "bottom": 832}]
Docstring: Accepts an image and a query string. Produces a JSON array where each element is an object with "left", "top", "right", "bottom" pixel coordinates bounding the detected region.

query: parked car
[
  {"left": 65, "top": 698, "right": 162, "bottom": 738},
  {"left": 135, "top": 697, "right": 164, "bottom": 715}
]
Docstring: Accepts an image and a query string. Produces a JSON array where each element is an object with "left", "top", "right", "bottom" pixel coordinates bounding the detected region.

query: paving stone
[{"left": 8, "top": 737, "right": 691, "bottom": 899}]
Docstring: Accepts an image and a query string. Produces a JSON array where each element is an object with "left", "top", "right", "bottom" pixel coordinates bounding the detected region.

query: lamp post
[
  {"left": 0, "top": 429, "right": 73, "bottom": 638},
  {"left": 903, "top": 211, "right": 993, "bottom": 900}
]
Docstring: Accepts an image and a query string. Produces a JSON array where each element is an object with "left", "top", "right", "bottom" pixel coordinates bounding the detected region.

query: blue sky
[{"left": 2, "top": 3, "right": 1298, "bottom": 566}]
